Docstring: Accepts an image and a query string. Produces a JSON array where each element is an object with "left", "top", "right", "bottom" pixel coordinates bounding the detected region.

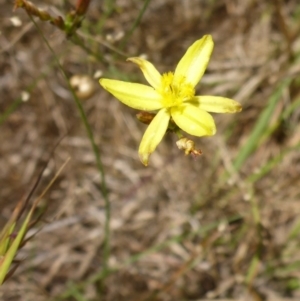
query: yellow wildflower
[{"left": 100, "top": 35, "right": 242, "bottom": 166}]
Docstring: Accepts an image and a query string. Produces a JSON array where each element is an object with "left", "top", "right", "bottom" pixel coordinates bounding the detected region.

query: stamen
[{"left": 159, "top": 73, "right": 195, "bottom": 108}]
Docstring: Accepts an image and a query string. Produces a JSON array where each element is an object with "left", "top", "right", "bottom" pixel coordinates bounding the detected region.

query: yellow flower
[{"left": 100, "top": 35, "right": 242, "bottom": 166}]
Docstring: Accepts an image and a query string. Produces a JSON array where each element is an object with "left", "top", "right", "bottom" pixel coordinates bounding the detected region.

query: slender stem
[{"left": 28, "top": 16, "right": 111, "bottom": 271}]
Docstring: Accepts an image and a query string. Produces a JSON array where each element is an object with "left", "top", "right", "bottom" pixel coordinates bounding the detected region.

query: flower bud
[{"left": 75, "top": 0, "right": 91, "bottom": 16}]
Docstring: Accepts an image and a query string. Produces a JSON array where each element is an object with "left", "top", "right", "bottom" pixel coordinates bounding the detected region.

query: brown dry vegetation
[{"left": 1, "top": 0, "right": 300, "bottom": 300}]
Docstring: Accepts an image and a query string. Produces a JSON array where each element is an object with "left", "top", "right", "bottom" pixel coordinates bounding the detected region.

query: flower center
[{"left": 159, "top": 72, "right": 195, "bottom": 108}]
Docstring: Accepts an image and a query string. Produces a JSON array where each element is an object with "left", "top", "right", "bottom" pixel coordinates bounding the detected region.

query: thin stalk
[{"left": 28, "top": 16, "right": 111, "bottom": 272}]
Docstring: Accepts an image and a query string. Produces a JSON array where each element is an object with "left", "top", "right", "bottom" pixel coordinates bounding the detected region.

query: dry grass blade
[{"left": 0, "top": 157, "right": 70, "bottom": 284}]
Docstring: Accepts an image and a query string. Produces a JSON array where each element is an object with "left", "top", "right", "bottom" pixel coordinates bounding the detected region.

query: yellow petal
[
  {"left": 171, "top": 104, "right": 216, "bottom": 137},
  {"left": 192, "top": 96, "right": 242, "bottom": 113},
  {"left": 100, "top": 79, "right": 163, "bottom": 111},
  {"left": 127, "top": 57, "right": 162, "bottom": 89},
  {"left": 174, "top": 35, "right": 214, "bottom": 87},
  {"left": 138, "top": 108, "right": 170, "bottom": 166}
]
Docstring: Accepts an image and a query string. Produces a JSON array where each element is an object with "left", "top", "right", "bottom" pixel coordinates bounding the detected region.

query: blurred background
[{"left": 1, "top": 0, "right": 300, "bottom": 300}]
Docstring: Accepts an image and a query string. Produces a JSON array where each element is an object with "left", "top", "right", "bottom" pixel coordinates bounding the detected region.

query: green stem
[{"left": 28, "top": 16, "right": 111, "bottom": 272}]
